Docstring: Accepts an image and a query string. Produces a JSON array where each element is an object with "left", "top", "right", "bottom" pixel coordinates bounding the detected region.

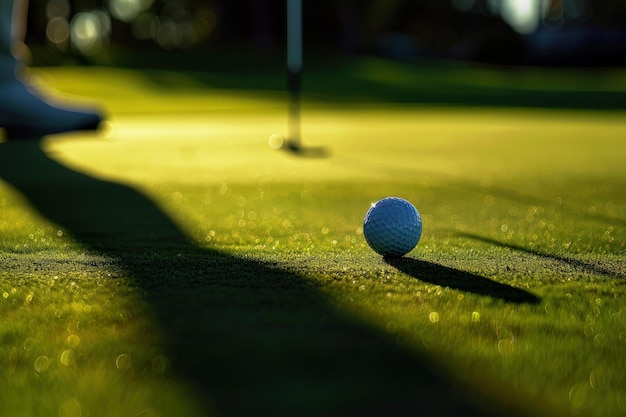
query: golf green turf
[{"left": 0, "top": 59, "right": 625, "bottom": 417}]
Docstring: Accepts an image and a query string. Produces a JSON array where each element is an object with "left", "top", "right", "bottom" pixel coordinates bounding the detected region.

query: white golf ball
[{"left": 363, "top": 197, "right": 422, "bottom": 257}]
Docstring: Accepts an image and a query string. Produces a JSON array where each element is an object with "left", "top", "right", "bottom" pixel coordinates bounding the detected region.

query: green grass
[{"left": 1, "top": 58, "right": 625, "bottom": 416}]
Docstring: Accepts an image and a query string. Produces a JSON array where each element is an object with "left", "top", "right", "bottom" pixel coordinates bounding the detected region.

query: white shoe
[{"left": 0, "top": 77, "right": 103, "bottom": 139}]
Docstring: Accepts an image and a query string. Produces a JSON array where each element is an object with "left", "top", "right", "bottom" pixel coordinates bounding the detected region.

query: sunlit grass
[
  {"left": 0, "top": 248, "right": 208, "bottom": 416},
  {"left": 1, "top": 61, "right": 626, "bottom": 416}
]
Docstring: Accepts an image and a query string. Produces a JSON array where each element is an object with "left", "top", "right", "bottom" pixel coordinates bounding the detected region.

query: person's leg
[
  {"left": 0, "top": 0, "right": 22, "bottom": 81},
  {"left": 0, "top": 0, "right": 102, "bottom": 139}
]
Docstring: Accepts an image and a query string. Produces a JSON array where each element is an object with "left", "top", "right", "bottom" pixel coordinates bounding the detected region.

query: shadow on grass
[
  {"left": 113, "top": 53, "right": 626, "bottom": 111},
  {"left": 0, "top": 140, "right": 516, "bottom": 417},
  {"left": 385, "top": 257, "right": 540, "bottom": 304},
  {"left": 457, "top": 232, "right": 625, "bottom": 279}
]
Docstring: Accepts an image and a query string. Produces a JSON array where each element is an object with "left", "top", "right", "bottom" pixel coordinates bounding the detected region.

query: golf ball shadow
[{"left": 363, "top": 197, "right": 422, "bottom": 257}]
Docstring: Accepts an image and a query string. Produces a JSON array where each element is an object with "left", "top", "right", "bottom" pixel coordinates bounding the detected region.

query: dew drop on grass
[
  {"left": 66, "top": 318, "right": 78, "bottom": 333},
  {"left": 589, "top": 366, "right": 611, "bottom": 391},
  {"left": 116, "top": 353, "right": 132, "bottom": 370},
  {"left": 217, "top": 182, "right": 228, "bottom": 195},
  {"left": 496, "top": 326, "right": 513, "bottom": 340},
  {"left": 569, "top": 382, "right": 597, "bottom": 409},
  {"left": 66, "top": 335, "right": 80, "bottom": 348},
  {"left": 171, "top": 191, "right": 184, "bottom": 204},
  {"left": 23, "top": 337, "right": 35, "bottom": 351},
  {"left": 60, "top": 349, "right": 75, "bottom": 366},
  {"left": 429, "top": 312, "right": 440, "bottom": 323},
  {"left": 34, "top": 356, "right": 51, "bottom": 373},
  {"left": 593, "top": 333, "right": 608, "bottom": 348},
  {"left": 59, "top": 398, "right": 82, "bottom": 417},
  {"left": 497, "top": 338, "right": 515, "bottom": 355}
]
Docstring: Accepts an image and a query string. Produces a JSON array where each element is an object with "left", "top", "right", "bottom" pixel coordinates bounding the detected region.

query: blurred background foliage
[{"left": 24, "top": 0, "right": 626, "bottom": 67}]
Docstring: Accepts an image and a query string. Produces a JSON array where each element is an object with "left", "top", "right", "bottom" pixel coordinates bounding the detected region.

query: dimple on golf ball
[{"left": 363, "top": 197, "right": 422, "bottom": 257}]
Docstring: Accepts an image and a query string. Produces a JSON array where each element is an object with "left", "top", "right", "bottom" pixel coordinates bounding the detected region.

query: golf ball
[{"left": 363, "top": 197, "right": 422, "bottom": 257}]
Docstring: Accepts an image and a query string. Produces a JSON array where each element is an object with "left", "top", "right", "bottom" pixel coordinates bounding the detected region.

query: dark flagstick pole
[
  {"left": 283, "top": 0, "right": 328, "bottom": 157},
  {"left": 286, "top": 0, "right": 303, "bottom": 150}
]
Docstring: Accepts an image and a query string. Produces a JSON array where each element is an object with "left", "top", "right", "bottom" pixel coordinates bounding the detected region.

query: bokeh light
[
  {"left": 451, "top": 0, "right": 592, "bottom": 35},
  {"left": 70, "top": 10, "right": 111, "bottom": 55},
  {"left": 46, "top": 17, "right": 70, "bottom": 50},
  {"left": 131, "top": 12, "right": 159, "bottom": 40},
  {"left": 45, "top": 0, "right": 71, "bottom": 50},
  {"left": 39, "top": 0, "right": 606, "bottom": 64},
  {"left": 44, "top": 0, "right": 217, "bottom": 55},
  {"left": 108, "top": 0, "right": 154, "bottom": 23},
  {"left": 501, "top": 0, "right": 541, "bottom": 35},
  {"left": 268, "top": 134, "right": 285, "bottom": 150}
]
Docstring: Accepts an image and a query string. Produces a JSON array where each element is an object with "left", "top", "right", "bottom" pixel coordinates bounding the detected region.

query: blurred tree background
[{"left": 24, "top": 0, "right": 626, "bottom": 67}]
